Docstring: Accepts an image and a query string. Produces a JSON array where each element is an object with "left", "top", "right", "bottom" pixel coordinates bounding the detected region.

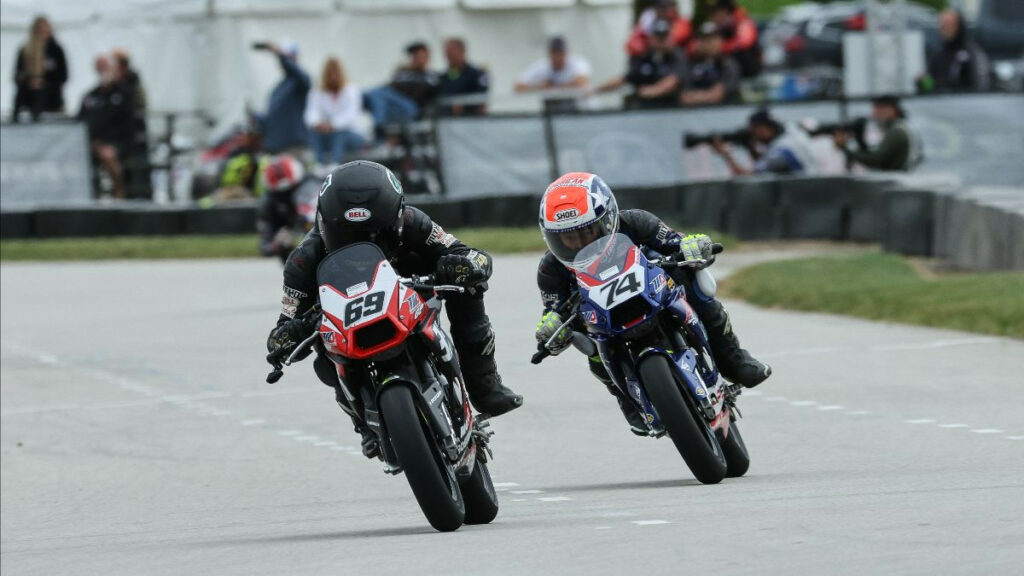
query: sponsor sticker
[
  {"left": 554, "top": 208, "right": 580, "bottom": 221},
  {"left": 319, "top": 172, "right": 332, "bottom": 196},
  {"left": 427, "top": 223, "right": 457, "bottom": 247},
  {"left": 598, "top": 266, "right": 620, "bottom": 280},
  {"left": 583, "top": 310, "right": 598, "bottom": 324},
  {"left": 386, "top": 170, "right": 403, "bottom": 195},
  {"left": 650, "top": 273, "right": 667, "bottom": 293},
  {"left": 281, "top": 295, "right": 299, "bottom": 318},
  {"left": 344, "top": 208, "right": 371, "bottom": 222},
  {"left": 346, "top": 282, "right": 368, "bottom": 296}
]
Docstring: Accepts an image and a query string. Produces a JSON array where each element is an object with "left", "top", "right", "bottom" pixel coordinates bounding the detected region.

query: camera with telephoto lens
[
  {"left": 801, "top": 117, "right": 868, "bottom": 138},
  {"left": 682, "top": 128, "right": 751, "bottom": 149}
]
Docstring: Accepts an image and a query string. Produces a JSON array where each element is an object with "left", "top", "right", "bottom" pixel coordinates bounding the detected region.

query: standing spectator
[
  {"left": 920, "top": 9, "right": 990, "bottom": 93},
  {"left": 708, "top": 0, "right": 760, "bottom": 78},
  {"left": 12, "top": 15, "right": 68, "bottom": 121},
  {"left": 112, "top": 49, "right": 149, "bottom": 187},
  {"left": 79, "top": 55, "right": 134, "bottom": 199},
  {"left": 304, "top": 57, "right": 365, "bottom": 166},
  {"left": 595, "top": 19, "right": 687, "bottom": 109},
  {"left": 363, "top": 42, "right": 440, "bottom": 135},
  {"left": 255, "top": 40, "right": 311, "bottom": 155},
  {"left": 626, "top": 0, "right": 693, "bottom": 57},
  {"left": 437, "top": 37, "right": 489, "bottom": 117},
  {"left": 680, "top": 22, "right": 740, "bottom": 106},
  {"left": 515, "top": 37, "right": 592, "bottom": 93}
]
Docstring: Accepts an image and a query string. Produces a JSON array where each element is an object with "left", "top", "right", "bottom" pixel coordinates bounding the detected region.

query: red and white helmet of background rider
[
  {"left": 261, "top": 154, "right": 305, "bottom": 194},
  {"left": 539, "top": 172, "right": 619, "bottom": 266}
]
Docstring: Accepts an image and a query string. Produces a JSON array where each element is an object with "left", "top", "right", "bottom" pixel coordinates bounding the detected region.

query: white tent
[{"left": 1, "top": 0, "right": 635, "bottom": 128}]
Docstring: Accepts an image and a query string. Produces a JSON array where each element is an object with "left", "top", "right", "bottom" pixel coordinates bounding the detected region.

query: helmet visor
[{"left": 543, "top": 213, "right": 617, "bottom": 266}]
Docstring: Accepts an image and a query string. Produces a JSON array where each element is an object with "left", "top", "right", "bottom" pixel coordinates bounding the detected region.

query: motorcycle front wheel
[
  {"left": 640, "top": 355, "right": 727, "bottom": 485},
  {"left": 460, "top": 457, "right": 499, "bottom": 525},
  {"left": 721, "top": 418, "right": 750, "bottom": 478},
  {"left": 379, "top": 384, "right": 465, "bottom": 532}
]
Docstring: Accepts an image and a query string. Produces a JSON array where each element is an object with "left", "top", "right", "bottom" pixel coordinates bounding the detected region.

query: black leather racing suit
[
  {"left": 536, "top": 209, "right": 716, "bottom": 383},
  {"left": 275, "top": 206, "right": 501, "bottom": 407}
]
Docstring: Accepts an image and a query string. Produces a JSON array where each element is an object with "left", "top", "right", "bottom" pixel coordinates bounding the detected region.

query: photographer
[
  {"left": 833, "top": 95, "right": 921, "bottom": 172},
  {"left": 711, "top": 109, "right": 816, "bottom": 176}
]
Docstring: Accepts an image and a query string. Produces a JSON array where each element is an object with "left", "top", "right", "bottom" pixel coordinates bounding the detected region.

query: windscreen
[
  {"left": 317, "top": 242, "right": 387, "bottom": 294},
  {"left": 570, "top": 232, "right": 636, "bottom": 279}
]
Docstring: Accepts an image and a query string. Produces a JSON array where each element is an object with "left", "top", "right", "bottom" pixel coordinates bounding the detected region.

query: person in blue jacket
[{"left": 255, "top": 40, "right": 311, "bottom": 154}]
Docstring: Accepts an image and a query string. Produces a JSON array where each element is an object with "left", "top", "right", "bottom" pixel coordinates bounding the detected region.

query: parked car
[{"left": 761, "top": 1, "right": 942, "bottom": 69}]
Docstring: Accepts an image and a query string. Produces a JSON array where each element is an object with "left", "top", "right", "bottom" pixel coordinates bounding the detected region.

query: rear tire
[
  {"left": 461, "top": 458, "right": 499, "bottom": 525},
  {"left": 640, "top": 355, "right": 727, "bottom": 485},
  {"left": 379, "top": 385, "right": 465, "bottom": 532},
  {"left": 721, "top": 419, "right": 750, "bottom": 478}
]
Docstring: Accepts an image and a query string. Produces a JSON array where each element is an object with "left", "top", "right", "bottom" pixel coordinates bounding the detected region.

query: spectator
[
  {"left": 304, "top": 57, "right": 366, "bottom": 166},
  {"left": 12, "top": 15, "right": 68, "bottom": 121},
  {"left": 111, "top": 49, "right": 149, "bottom": 164},
  {"left": 256, "top": 40, "right": 311, "bottom": 154},
  {"left": 712, "top": 108, "right": 817, "bottom": 176},
  {"left": 680, "top": 22, "right": 740, "bottom": 106},
  {"left": 595, "top": 19, "right": 686, "bottom": 109},
  {"left": 708, "top": 0, "right": 760, "bottom": 78},
  {"left": 79, "top": 55, "right": 135, "bottom": 199},
  {"left": 515, "top": 37, "right": 592, "bottom": 93},
  {"left": 920, "top": 9, "right": 990, "bottom": 93},
  {"left": 363, "top": 42, "right": 439, "bottom": 136},
  {"left": 437, "top": 37, "right": 489, "bottom": 117},
  {"left": 626, "top": 0, "right": 692, "bottom": 57},
  {"left": 833, "top": 95, "right": 922, "bottom": 172}
]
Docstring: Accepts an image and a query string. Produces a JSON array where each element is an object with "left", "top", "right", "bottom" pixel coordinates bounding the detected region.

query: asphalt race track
[{"left": 2, "top": 252, "right": 1022, "bottom": 576}]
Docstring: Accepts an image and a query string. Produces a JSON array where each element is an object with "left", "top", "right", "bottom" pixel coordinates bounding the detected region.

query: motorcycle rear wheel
[
  {"left": 461, "top": 458, "right": 499, "bottom": 525},
  {"left": 640, "top": 355, "right": 727, "bottom": 485},
  {"left": 721, "top": 418, "right": 750, "bottom": 478},
  {"left": 379, "top": 384, "right": 465, "bottom": 532}
]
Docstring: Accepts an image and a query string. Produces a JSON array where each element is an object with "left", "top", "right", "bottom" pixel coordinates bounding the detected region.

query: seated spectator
[
  {"left": 438, "top": 37, "right": 489, "bottom": 117},
  {"left": 833, "top": 95, "right": 923, "bottom": 172},
  {"left": 363, "top": 42, "right": 440, "bottom": 135},
  {"left": 680, "top": 22, "right": 740, "bottom": 106},
  {"left": 595, "top": 19, "right": 686, "bottom": 109},
  {"left": 919, "top": 9, "right": 990, "bottom": 93},
  {"left": 708, "top": 0, "right": 760, "bottom": 78},
  {"left": 712, "top": 109, "right": 817, "bottom": 176},
  {"left": 255, "top": 40, "right": 311, "bottom": 155},
  {"left": 515, "top": 37, "right": 592, "bottom": 93},
  {"left": 12, "top": 15, "right": 67, "bottom": 121},
  {"left": 626, "top": 0, "right": 692, "bottom": 57},
  {"left": 79, "top": 54, "right": 134, "bottom": 199},
  {"left": 304, "top": 57, "right": 365, "bottom": 166}
]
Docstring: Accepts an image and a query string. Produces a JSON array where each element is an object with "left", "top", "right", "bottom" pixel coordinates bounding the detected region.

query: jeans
[
  {"left": 362, "top": 86, "right": 419, "bottom": 129},
  {"left": 309, "top": 129, "right": 366, "bottom": 165}
]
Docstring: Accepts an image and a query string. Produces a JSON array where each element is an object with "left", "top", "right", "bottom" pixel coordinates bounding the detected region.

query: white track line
[
  {"left": 906, "top": 419, "right": 936, "bottom": 424},
  {"left": 970, "top": 429, "right": 1002, "bottom": 434},
  {"left": 938, "top": 424, "right": 970, "bottom": 429},
  {"left": 632, "top": 520, "right": 671, "bottom": 526},
  {"left": 538, "top": 496, "right": 572, "bottom": 502}
]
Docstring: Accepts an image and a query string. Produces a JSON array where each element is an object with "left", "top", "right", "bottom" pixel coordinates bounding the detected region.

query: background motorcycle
[
  {"left": 533, "top": 233, "right": 749, "bottom": 485},
  {"left": 267, "top": 242, "right": 498, "bottom": 532}
]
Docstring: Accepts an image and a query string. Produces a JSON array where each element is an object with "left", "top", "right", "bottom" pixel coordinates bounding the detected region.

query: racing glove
[
  {"left": 266, "top": 315, "right": 317, "bottom": 365},
  {"left": 435, "top": 250, "right": 491, "bottom": 286},
  {"left": 678, "top": 234, "right": 714, "bottom": 264},
  {"left": 535, "top": 311, "right": 573, "bottom": 355}
]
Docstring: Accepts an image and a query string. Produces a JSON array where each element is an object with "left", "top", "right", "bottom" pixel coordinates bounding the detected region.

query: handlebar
[
  {"left": 651, "top": 242, "right": 724, "bottom": 270},
  {"left": 400, "top": 274, "right": 466, "bottom": 294}
]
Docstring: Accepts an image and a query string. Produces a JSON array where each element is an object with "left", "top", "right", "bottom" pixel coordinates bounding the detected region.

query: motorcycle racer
[
  {"left": 534, "top": 172, "right": 770, "bottom": 434},
  {"left": 266, "top": 160, "right": 522, "bottom": 457}
]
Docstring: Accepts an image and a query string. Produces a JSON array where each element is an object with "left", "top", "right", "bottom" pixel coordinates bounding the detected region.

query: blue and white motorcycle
[{"left": 532, "top": 233, "right": 749, "bottom": 485}]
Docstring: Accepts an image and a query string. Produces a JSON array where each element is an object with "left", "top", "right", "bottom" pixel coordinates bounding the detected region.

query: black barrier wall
[{"left": 2, "top": 177, "right": 1021, "bottom": 272}]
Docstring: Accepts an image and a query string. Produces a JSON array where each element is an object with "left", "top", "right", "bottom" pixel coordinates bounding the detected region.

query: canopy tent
[{"left": 1, "top": 0, "right": 634, "bottom": 126}]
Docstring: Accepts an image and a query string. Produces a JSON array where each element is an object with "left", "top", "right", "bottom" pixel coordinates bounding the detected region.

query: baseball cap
[
  {"left": 652, "top": 19, "right": 673, "bottom": 38},
  {"left": 548, "top": 36, "right": 567, "bottom": 52},
  {"left": 872, "top": 94, "right": 906, "bottom": 117},
  {"left": 280, "top": 39, "right": 299, "bottom": 58}
]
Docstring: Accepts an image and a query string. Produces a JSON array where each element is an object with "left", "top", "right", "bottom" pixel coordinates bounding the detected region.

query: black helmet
[{"left": 317, "top": 160, "right": 406, "bottom": 253}]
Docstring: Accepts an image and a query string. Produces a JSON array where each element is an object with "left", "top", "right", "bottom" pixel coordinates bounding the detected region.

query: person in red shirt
[
  {"left": 707, "top": 0, "right": 760, "bottom": 77},
  {"left": 626, "top": 0, "right": 692, "bottom": 57}
]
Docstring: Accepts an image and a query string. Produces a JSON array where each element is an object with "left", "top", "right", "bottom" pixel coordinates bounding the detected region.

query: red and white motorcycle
[{"left": 267, "top": 242, "right": 498, "bottom": 532}]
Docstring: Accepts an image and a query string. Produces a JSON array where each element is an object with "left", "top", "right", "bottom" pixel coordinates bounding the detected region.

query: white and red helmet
[
  {"left": 538, "top": 172, "right": 619, "bottom": 265},
  {"left": 261, "top": 154, "right": 305, "bottom": 194}
]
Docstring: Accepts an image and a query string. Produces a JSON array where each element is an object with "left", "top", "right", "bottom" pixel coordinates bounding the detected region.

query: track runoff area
[{"left": 2, "top": 253, "right": 1022, "bottom": 575}]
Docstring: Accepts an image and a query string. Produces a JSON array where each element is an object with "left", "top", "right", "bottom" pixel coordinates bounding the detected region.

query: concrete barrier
[{"left": 3, "top": 178, "right": 1020, "bottom": 272}]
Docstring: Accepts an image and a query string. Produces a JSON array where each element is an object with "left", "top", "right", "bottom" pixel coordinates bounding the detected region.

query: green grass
[
  {"left": 741, "top": 0, "right": 947, "bottom": 18},
  {"left": 0, "top": 228, "right": 738, "bottom": 262},
  {"left": 721, "top": 251, "right": 1024, "bottom": 338}
]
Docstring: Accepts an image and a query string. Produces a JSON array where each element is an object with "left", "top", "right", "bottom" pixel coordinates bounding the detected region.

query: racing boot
[
  {"left": 353, "top": 423, "right": 381, "bottom": 459},
  {"left": 457, "top": 327, "right": 523, "bottom": 417},
  {"left": 591, "top": 355, "right": 647, "bottom": 436},
  {"left": 699, "top": 300, "right": 771, "bottom": 388}
]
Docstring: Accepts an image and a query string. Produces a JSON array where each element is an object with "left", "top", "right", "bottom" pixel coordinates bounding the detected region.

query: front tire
[
  {"left": 640, "top": 355, "right": 727, "bottom": 484},
  {"left": 461, "top": 458, "right": 499, "bottom": 525},
  {"left": 379, "top": 384, "right": 465, "bottom": 532},
  {"left": 721, "top": 418, "right": 750, "bottom": 478}
]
